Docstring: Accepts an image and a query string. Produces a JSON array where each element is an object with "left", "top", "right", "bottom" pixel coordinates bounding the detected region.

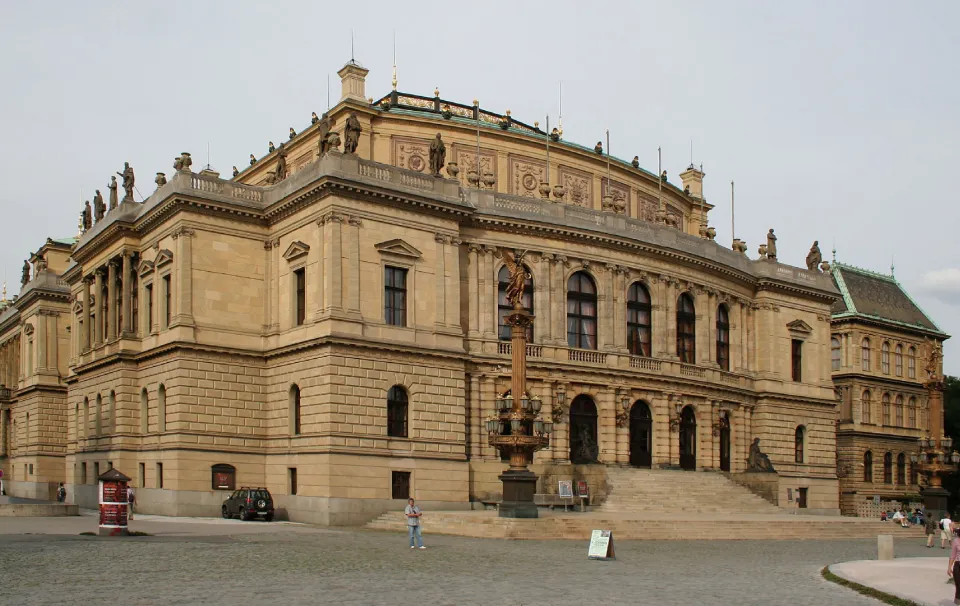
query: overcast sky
[{"left": 1, "top": 1, "right": 957, "bottom": 373}]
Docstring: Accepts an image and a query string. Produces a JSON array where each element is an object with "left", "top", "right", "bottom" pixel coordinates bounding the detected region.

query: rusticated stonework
[
  {"left": 508, "top": 155, "right": 546, "bottom": 199},
  {"left": 559, "top": 165, "right": 592, "bottom": 208}
]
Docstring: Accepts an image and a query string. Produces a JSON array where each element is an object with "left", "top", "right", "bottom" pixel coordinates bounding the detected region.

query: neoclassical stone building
[
  {"left": 830, "top": 263, "right": 948, "bottom": 515},
  {"left": 3, "top": 60, "right": 935, "bottom": 523}
]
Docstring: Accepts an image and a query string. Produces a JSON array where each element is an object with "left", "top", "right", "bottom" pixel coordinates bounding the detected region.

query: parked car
[{"left": 222, "top": 487, "right": 274, "bottom": 521}]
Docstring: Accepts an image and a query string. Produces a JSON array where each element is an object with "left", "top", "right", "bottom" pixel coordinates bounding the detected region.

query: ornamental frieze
[
  {"left": 558, "top": 165, "right": 592, "bottom": 208},
  {"left": 392, "top": 136, "right": 431, "bottom": 173},
  {"left": 508, "top": 155, "right": 546, "bottom": 199}
]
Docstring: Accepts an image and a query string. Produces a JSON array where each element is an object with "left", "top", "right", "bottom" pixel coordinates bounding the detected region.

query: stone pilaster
[
  {"left": 600, "top": 264, "right": 616, "bottom": 351},
  {"left": 106, "top": 260, "right": 118, "bottom": 341},
  {"left": 664, "top": 278, "right": 678, "bottom": 358},
  {"left": 446, "top": 238, "right": 461, "bottom": 331},
  {"left": 467, "top": 244, "right": 481, "bottom": 338},
  {"left": 552, "top": 256, "right": 569, "bottom": 346},
  {"left": 93, "top": 270, "right": 104, "bottom": 347},
  {"left": 434, "top": 234, "right": 448, "bottom": 327},
  {"left": 598, "top": 387, "right": 616, "bottom": 463},
  {"left": 481, "top": 246, "right": 497, "bottom": 339},
  {"left": 346, "top": 216, "right": 362, "bottom": 315},
  {"left": 121, "top": 251, "right": 133, "bottom": 336},
  {"left": 323, "top": 213, "right": 344, "bottom": 314},
  {"left": 538, "top": 254, "right": 554, "bottom": 344},
  {"left": 171, "top": 227, "right": 195, "bottom": 327}
]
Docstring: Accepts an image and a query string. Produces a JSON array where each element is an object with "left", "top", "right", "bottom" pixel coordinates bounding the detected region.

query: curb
[{"left": 821, "top": 565, "right": 923, "bottom": 606}]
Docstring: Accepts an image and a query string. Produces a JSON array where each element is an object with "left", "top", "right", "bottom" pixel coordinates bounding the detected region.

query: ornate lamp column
[
  {"left": 913, "top": 341, "right": 959, "bottom": 514},
  {"left": 487, "top": 249, "right": 552, "bottom": 518}
]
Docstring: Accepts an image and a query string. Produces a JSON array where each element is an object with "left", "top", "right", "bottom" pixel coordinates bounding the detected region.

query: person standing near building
[
  {"left": 941, "top": 512, "right": 954, "bottom": 549},
  {"left": 929, "top": 512, "right": 943, "bottom": 548},
  {"left": 405, "top": 498, "right": 424, "bottom": 549},
  {"left": 127, "top": 486, "right": 136, "bottom": 521},
  {"left": 948, "top": 527, "right": 960, "bottom": 603},
  {"left": 56, "top": 483, "right": 66, "bottom": 503}
]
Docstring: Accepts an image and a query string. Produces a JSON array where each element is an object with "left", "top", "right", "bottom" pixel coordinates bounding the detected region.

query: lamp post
[
  {"left": 914, "top": 352, "right": 958, "bottom": 514},
  {"left": 486, "top": 260, "right": 551, "bottom": 518}
]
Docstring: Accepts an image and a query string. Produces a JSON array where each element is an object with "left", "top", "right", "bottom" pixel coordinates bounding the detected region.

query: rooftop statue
[
  {"left": 249, "top": 154, "right": 256, "bottom": 166},
  {"left": 107, "top": 177, "right": 118, "bottom": 211},
  {"left": 311, "top": 112, "right": 319, "bottom": 125},
  {"left": 805, "top": 240, "right": 822, "bottom": 271},
  {"left": 268, "top": 141, "right": 275, "bottom": 153},
  {"left": 429, "top": 133, "right": 446, "bottom": 177},
  {"left": 766, "top": 229, "right": 777, "bottom": 260},
  {"left": 289, "top": 127, "right": 296, "bottom": 140},
  {"left": 661, "top": 170, "right": 668, "bottom": 182},
  {"left": 94, "top": 189, "right": 106, "bottom": 221},
  {"left": 632, "top": 156, "right": 639, "bottom": 168},
  {"left": 81, "top": 200, "right": 92, "bottom": 231},
  {"left": 155, "top": 172, "right": 167, "bottom": 188},
  {"left": 21, "top": 260, "right": 29, "bottom": 286},
  {"left": 232, "top": 166, "right": 239, "bottom": 177},
  {"left": 501, "top": 248, "right": 530, "bottom": 309},
  {"left": 550, "top": 127, "right": 560, "bottom": 142},
  {"left": 925, "top": 340, "right": 944, "bottom": 381},
  {"left": 344, "top": 112, "right": 362, "bottom": 154},
  {"left": 747, "top": 438, "right": 775, "bottom": 472},
  {"left": 317, "top": 113, "right": 333, "bottom": 156},
  {"left": 274, "top": 143, "right": 288, "bottom": 181},
  {"left": 594, "top": 141, "right": 603, "bottom": 155},
  {"left": 117, "top": 162, "right": 135, "bottom": 202}
]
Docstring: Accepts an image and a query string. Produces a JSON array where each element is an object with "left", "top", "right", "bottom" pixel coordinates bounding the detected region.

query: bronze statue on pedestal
[{"left": 428, "top": 133, "right": 446, "bottom": 177}]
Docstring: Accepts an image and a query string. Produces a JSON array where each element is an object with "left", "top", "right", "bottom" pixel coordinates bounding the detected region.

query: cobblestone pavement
[{"left": 0, "top": 516, "right": 936, "bottom": 605}]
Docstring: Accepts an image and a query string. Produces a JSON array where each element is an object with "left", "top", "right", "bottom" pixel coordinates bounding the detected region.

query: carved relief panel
[
  {"left": 559, "top": 165, "right": 593, "bottom": 208},
  {"left": 392, "top": 136, "right": 431, "bottom": 173},
  {"left": 636, "top": 191, "right": 658, "bottom": 223},
  {"left": 666, "top": 204, "right": 685, "bottom": 230},
  {"left": 453, "top": 144, "right": 498, "bottom": 186},
  {"left": 508, "top": 155, "right": 546, "bottom": 199}
]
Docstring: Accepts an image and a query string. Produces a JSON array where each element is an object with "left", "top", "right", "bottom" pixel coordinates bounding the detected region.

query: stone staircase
[{"left": 598, "top": 468, "right": 781, "bottom": 515}]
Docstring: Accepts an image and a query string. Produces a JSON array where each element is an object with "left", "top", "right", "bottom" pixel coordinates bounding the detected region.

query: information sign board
[
  {"left": 558, "top": 480, "right": 574, "bottom": 499},
  {"left": 588, "top": 530, "right": 616, "bottom": 560}
]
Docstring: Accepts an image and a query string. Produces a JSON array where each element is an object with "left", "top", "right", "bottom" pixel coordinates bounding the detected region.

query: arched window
[
  {"left": 497, "top": 265, "right": 533, "bottom": 341},
  {"left": 676, "top": 293, "right": 696, "bottom": 364},
  {"left": 881, "top": 342, "right": 890, "bottom": 374},
  {"left": 883, "top": 452, "right": 893, "bottom": 484},
  {"left": 863, "top": 451, "right": 873, "bottom": 482},
  {"left": 908, "top": 397, "right": 917, "bottom": 428},
  {"left": 95, "top": 393, "right": 102, "bottom": 436},
  {"left": 108, "top": 390, "right": 116, "bottom": 434},
  {"left": 290, "top": 384, "right": 301, "bottom": 436},
  {"left": 567, "top": 272, "right": 598, "bottom": 350},
  {"left": 894, "top": 344, "right": 903, "bottom": 376},
  {"left": 896, "top": 453, "right": 906, "bottom": 485},
  {"left": 831, "top": 336, "right": 841, "bottom": 371},
  {"left": 75, "top": 403, "right": 80, "bottom": 439},
  {"left": 716, "top": 304, "right": 730, "bottom": 371},
  {"left": 861, "top": 338, "right": 871, "bottom": 371},
  {"left": 626, "top": 282, "right": 652, "bottom": 357},
  {"left": 861, "top": 390, "right": 872, "bottom": 424},
  {"left": 882, "top": 393, "right": 891, "bottom": 425},
  {"left": 894, "top": 395, "right": 903, "bottom": 427},
  {"left": 387, "top": 385, "right": 408, "bottom": 438},
  {"left": 82, "top": 397, "right": 89, "bottom": 438},
  {"left": 908, "top": 347, "right": 916, "bottom": 378},
  {"left": 140, "top": 388, "right": 148, "bottom": 434},
  {"left": 158, "top": 384, "right": 166, "bottom": 433},
  {"left": 794, "top": 426, "right": 805, "bottom": 464},
  {"left": 211, "top": 464, "right": 236, "bottom": 490}
]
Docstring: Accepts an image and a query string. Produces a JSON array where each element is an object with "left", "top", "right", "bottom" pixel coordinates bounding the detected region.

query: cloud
[{"left": 919, "top": 268, "right": 960, "bottom": 306}]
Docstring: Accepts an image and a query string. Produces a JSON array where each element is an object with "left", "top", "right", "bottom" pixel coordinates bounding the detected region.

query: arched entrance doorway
[
  {"left": 678, "top": 405, "right": 696, "bottom": 470},
  {"left": 718, "top": 411, "right": 731, "bottom": 472},
  {"left": 569, "top": 395, "right": 599, "bottom": 464},
  {"left": 629, "top": 400, "right": 652, "bottom": 468}
]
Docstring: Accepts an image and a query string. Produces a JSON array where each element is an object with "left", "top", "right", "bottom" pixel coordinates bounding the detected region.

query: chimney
[
  {"left": 338, "top": 61, "right": 369, "bottom": 103},
  {"left": 679, "top": 164, "right": 704, "bottom": 199}
]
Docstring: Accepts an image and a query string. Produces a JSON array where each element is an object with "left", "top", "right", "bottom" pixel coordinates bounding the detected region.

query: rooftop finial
[
  {"left": 891, "top": 255, "right": 895, "bottom": 277},
  {"left": 351, "top": 28, "right": 355, "bottom": 63},
  {"left": 392, "top": 30, "right": 397, "bottom": 91},
  {"left": 832, "top": 242, "right": 837, "bottom": 263}
]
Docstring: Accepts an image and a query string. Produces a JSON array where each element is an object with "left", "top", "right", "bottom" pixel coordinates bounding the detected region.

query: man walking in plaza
[
  {"left": 405, "top": 498, "right": 424, "bottom": 549},
  {"left": 929, "top": 511, "right": 942, "bottom": 547},
  {"left": 941, "top": 512, "right": 953, "bottom": 549}
]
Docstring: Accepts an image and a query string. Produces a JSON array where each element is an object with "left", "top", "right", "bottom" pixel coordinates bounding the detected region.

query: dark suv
[{"left": 222, "top": 487, "right": 274, "bottom": 521}]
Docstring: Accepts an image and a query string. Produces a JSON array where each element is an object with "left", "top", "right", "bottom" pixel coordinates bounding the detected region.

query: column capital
[{"left": 171, "top": 226, "right": 196, "bottom": 240}]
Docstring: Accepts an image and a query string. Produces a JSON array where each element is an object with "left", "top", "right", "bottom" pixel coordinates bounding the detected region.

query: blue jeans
[{"left": 408, "top": 524, "right": 423, "bottom": 547}]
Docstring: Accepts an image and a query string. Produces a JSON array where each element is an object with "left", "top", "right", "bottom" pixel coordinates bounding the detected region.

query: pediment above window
[
  {"left": 282, "top": 241, "right": 311, "bottom": 262},
  {"left": 155, "top": 249, "right": 174, "bottom": 268},
  {"left": 73, "top": 300, "right": 83, "bottom": 315},
  {"left": 786, "top": 319, "right": 814, "bottom": 338},
  {"left": 138, "top": 260, "right": 155, "bottom": 277},
  {"left": 375, "top": 239, "right": 422, "bottom": 260}
]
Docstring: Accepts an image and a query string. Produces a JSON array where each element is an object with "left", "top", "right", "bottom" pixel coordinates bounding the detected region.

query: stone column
[
  {"left": 553, "top": 256, "right": 568, "bottom": 346},
  {"left": 467, "top": 244, "right": 480, "bottom": 338},
  {"left": 694, "top": 287, "right": 708, "bottom": 365},
  {"left": 446, "top": 239, "right": 461, "bottom": 331},
  {"left": 264, "top": 240, "right": 275, "bottom": 329},
  {"left": 346, "top": 217, "right": 362, "bottom": 315},
  {"left": 616, "top": 391, "right": 629, "bottom": 464},
  {"left": 434, "top": 234, "right": 448, "bottom": 328},
  {"left": 106, "top": 261, "right": 118, "bottom": 341},
  {"left": 324, "top": 213, "right": 344, "bottom": 314},
  {"left": 705, "top": 290, "right": 717, "bottom": 365},
  {"left": 554, "top": 383, "right": 570, "bottom": 463},
  {"left": 93, "top": 270, "right": 104, "bottom": 347},
  {"left": 598, "top": 387, "right": 616, "bottom": 463},
  {"left": 613, "top": 268, "right": 628, "bottom": 350},
  {"left": 709, "top": 400, "right": 718, "bottom": 470},
  {"left": 468, "top": 373, "right": 481, "bottom": 459},
  {"left": 600, "top": 264, "right": 616, "bottom": 351},
  {"left": 36, "top": 310, "right": 47, "bottom": 370},
  {"left": 171, "top": 227, "right": 195, "bottom": 326},
  {"left": 121, "top": 251, "right": 132, "bottom": 335},
  {"left": 536, "top": 254, "right": 553, "bottom": 344},
  {"left": 665, "top": 279, "right": 677, "bottom": 358},
  {"left": 481, "top": 246, "right": 497, "bottom": 339}
]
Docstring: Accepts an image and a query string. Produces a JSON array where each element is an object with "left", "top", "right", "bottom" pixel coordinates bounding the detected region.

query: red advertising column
[{"left": 97, "top": 468, "right": 131, "bottom": 536}]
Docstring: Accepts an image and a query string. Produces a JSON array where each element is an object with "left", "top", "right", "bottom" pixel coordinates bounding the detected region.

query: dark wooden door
[
  {"left": 679, "top": 406, "right": 697, "bottom": 470},
  {"left": 629, "top": 401, "right": 652, "bottom": 468},
  {"left": 797, "top": 487, "right": 808, "bottom": 509},
  {"left": 569, "top": 396, "right": 599, "bottom": 464},
  {"left": 719, "top": 426, "right": 731, "bottom": 472}
]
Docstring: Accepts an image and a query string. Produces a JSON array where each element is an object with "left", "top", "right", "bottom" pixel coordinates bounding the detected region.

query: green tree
[{"left": 940, "top": 376, "right": 960, "bottom": 512}]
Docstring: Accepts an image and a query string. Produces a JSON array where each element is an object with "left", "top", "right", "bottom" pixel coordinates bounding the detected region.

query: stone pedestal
[
  {"left": 499, "top": 469, "right": 538, "bottom": 518},
  {"left": 921, "top": 486, "right": 949, "bottom": 517},
  {"left": 877, "top": 534, "right": 894, "bottom": 560}
]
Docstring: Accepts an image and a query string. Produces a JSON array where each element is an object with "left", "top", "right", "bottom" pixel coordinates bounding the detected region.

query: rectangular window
[
  {"left": 391, "top": 471, "right": 411, "bottom": 500},
  {"left": 791, "top": 339, "right": 803, "bottom": 382},
  {"left": 81, "top": 462, "right": 87, "bottom": 484},
  {"left": 107, "top": 461, "right": 113, "bottom": 470},
  {"left": 28, "top": 463, "right": 33, "bottom": 475},
  {"left": 139, "top": 462, "right": 145, "bottom": 488},
  {"left": 384, "top": 266, "right": 408, "bottom": 327},
  {"left": 93, "top": 462, "right": 100, "bottom": 480},
  {"left": 156, "top": 462, "right": 164, "bottom": 489},
  {"left": 294, "top": 268, "right": 306, "bottom": 326},
  {"left": 289, "top": 468, "right": 298, "bottom": 496},
  {"left": 163, "top": 276, "right": 171, "bottom": 327},
  {"left": 145, "top": 284, "right": 154, "bottom": 331}
]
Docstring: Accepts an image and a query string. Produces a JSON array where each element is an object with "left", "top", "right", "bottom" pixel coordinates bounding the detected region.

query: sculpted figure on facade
[
  {"left": 311, "top": 111, "right": 319, "bottom": 125},
  {"left": 107, "top": 177, "right": 118, "bottom": 211},
  {"left": 289, "top": 127, "right": 296, "bottom": 140},
  {"left": 747, "top": 438, "right": 775, "bottom": 472},
  {"left": 117, "top": 162, "right": 135, "bottom": 202},
  {"left": 268, "top": 141, "right": 275, "bottom": 153},
  {"left": 317, "top": 113, "right": 333, "bottom": 156},
  {"left": 274, "top": 143, "right": 288, "bottom": 181},
  {"left": 344, "top": 112, "right": 362, "bottom": 154},
  {"left": 21, "top": 260, "right": 29, "bottom": 286},
  {"left": 81, "top": 200, "right": 92, "bottom": 231},
  {"left": 232, "top": 166, "right": 239, "bottom": 177},
  {"left": 249, "top": 154, "right": 256, "bottom": 166},
  {"left": 94, "top": 190, "right": 106, "bottom": 221},
  {"left": 766, "top": 229, "right": 777, "bottom": 260},
  {"left": 925, "top": 340, "right": 944, "bottom": 381},
  {"left": 805, "top": 240, "right": 822, "bottom": 271},
  {"left": 501, "top": 248, "right": 530, "bottom": 309},
  {"left": 429, "top": 133, "right": 446, "bottom": 177}
]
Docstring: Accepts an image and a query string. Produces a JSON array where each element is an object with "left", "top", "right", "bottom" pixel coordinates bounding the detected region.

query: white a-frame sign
[{"left": 587, "top": 529, "right": 616, "bottom": 561}]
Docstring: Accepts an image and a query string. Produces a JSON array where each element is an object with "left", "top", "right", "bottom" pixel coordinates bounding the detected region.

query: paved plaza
[{"left": 0, "top": 514, "right": 945, "bottom": 605}]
